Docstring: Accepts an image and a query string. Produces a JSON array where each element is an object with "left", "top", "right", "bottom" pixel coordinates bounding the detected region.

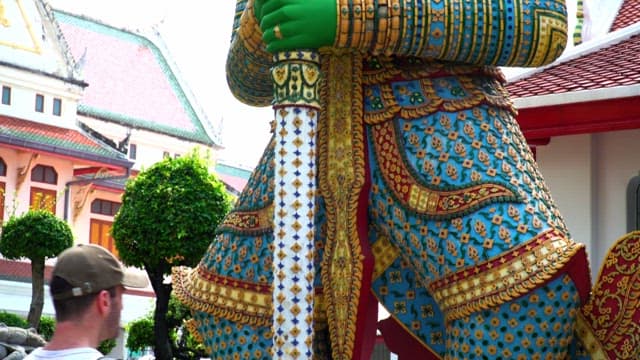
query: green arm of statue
[{"left": 226, "top": 0, "right": 568, "bottom": 105}]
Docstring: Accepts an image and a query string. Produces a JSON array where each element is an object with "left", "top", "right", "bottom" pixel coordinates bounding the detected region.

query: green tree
[
  {"left": 37, "top": 315, "right": 56, "bottom": 340},
  {"left": 112, "top": 150, "right": 231, "bottom": 360},
  {"left": 126, "top": 317, "right": 155, "bottom": 353},
  {"left": 0, "top": 210, "right": 73, "bottom": 328},
  {"left": 126, "top": 296, "right": 206, "bottom": 359}
]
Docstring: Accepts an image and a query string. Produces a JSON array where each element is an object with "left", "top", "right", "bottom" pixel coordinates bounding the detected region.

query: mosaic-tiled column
[{"left": 270, "top": 51, "right": 321, "bottom": 359}]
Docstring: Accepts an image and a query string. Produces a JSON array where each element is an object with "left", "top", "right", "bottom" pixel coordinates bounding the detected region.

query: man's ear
[{"left": 96, "top": 290, "right": 112, "bottom": 316}]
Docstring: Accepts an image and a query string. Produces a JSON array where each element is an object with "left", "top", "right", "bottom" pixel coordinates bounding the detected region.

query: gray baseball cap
[{"left": 51, "top": 244, "right": 148, "bottom": 300}]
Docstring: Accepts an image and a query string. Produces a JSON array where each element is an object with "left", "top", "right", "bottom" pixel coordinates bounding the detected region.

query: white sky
[{"left": 48, "top": 0, "right": 273, "bottom": 169}]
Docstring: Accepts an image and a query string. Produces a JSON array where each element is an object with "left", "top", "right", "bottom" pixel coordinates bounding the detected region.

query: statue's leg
[
  {"left": 363, "top": 68, "right": 591, "bottom": 358},
  {"left": 370, "top": 225, "right": 446, "bottom": 359},
  {"left": 173, "top": 136, "right": 334, "bottom": 359},
  {"left": 173, "top": 138, "right": 277, "bottom": 359},
  {"left": 445, "top": 274, "right": 580, "bottom": 359}
]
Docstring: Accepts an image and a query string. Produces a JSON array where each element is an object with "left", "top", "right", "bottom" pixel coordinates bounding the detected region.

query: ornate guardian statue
[{"left": 173, "top": 0, "right": 640, "bottom": 358}]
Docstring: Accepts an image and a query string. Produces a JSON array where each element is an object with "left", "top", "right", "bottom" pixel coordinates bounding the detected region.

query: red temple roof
[
  {"left": 611, "top": 0, "right": 640, "bottom": 31},
  {"left": 506, "top": 28, "right": 640, "bottom": 99},
  {"left": 54, "top": 10, "right": 217, "bottom": 146},
  {"left": 0, "top": 115, "right": 131, "bottom": 170}
]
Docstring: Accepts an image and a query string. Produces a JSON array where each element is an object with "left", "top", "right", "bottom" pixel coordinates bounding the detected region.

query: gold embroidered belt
[
  {"left": 428, "top": 229, "right": 584, "bottom": 321},
  {"left": 172, "top": 264, "right": 329, "bottom": 328},
  {"left": 217, "top": 206, "right": 273, "bottom": 234},
  {"left": 172, "top": 266, "right": 273, "bottom": 326}
]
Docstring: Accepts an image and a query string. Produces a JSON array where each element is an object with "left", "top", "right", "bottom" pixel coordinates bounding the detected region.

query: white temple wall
[{"left": 537, "top": 128, "right": 640, "bottom": 279}]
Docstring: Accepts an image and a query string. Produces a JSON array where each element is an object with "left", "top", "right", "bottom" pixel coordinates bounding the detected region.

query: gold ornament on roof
[{"left": 0, "top": 1, "right": 11, "bottom": 27}]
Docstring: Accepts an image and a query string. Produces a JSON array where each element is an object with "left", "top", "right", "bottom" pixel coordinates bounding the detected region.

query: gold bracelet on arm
[
  {"left": 336, "top": 0, "right": 370, "bottom": 49},
  {"left": 227, "top": 0, "right": 273, "bottom": 106},
  {"left": 351, "top": 0, "right": 367, "bottom": 48},
  {"left": 363, "top": 0, "right": 376, "bottom": 50},
  {"left": 238, "top": 0, "right": 266, "bottom": 53},
  {"left": 335, "top": 0, "right": 412, "bottom": 55},
  {"left": 372, "top": 0, "right": 389, "bottom": 55},
  {"left": 383, "top": 0, "right": 402, "bottom": 55},
  {"left": 336, "top": 0, "right": 351, "bottom": 47}
]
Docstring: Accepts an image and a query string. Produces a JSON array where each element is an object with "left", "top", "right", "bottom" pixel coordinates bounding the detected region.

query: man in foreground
[{"left": 26, "top": 244, "right": 148, "bottom": 359}]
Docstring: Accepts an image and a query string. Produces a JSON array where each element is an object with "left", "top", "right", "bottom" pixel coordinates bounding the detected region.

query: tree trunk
[
  {"left": 147, "top": 265, "right": 172, "bottom": 360},
  {"left": 28, "top": 257, "right": 45, "bottom": 329}
]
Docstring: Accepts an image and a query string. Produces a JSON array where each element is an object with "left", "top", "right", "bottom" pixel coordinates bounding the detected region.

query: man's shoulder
[{"left": 25, "top": 347, "right": 105, "bottom": 359}]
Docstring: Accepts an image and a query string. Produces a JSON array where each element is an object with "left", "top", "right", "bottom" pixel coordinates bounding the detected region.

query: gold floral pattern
[
  {"left": 578, "top": 231, "right": 640, "bottom": 359},
  {"left": 218, "top": 205, "right": 273, "bottom": 234},
  {"left": 317, "top": 48, "right": 368, "bottom": 360}
]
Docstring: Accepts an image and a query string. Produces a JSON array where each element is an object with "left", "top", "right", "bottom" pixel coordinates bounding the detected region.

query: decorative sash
[{"left": 428, "top": 229, "right": 587, "bottom": 321}]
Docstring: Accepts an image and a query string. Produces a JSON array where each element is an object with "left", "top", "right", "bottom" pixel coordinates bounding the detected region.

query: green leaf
[{"left": 0, "top": 210, "right": 74, "bottom": 260}]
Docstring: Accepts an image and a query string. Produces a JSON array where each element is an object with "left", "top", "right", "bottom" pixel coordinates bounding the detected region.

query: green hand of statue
[
  {"left": 257, "top": 0, "right": 337, "bottom": 53},
  {"left": 254, "top": 0, "right": 265, "bottom": 22}
]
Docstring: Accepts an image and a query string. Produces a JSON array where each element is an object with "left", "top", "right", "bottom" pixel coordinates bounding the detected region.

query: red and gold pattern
[
  {"left": 428, "top": 229, "right": 585, "bottom": 321},
  {"left": 318, "top": 48, "right": 368, "bottom": 360},
  {"left": 172, "top": 266, "right": 272, "bottom": 327},
  {"left": 577, "top": 231, "right": 640, "bottom": 359},
  {"left": 371, "top": 120, "right": 519, "bottom": 217},
  {"left": 217, "top": 205, "right": 273, "bottom": 234},
  {"left": 362, "top": 58, "right": 508, "bottom": 86},
  {"left": 363, "top": 61, "right": 515, "bottom": 125}
]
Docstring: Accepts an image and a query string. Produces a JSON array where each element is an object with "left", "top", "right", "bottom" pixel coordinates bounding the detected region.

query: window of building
[
  {"left": 0, "top": 157, "right": 6, "bottom": 176},
  {"left": 2, "top": 86, "right": 11, "bottom": 105},
  {"left": 31, "top": 165, "right": 58, "bottom": 184},
  {"left": 30, "top": 187, "right": 57, "bottom": 213},
  {"left": 129, "top": 143, "right": 137, "bottom": 160},
  {"left": 90, "top": 219, "right": 119, "bottom": 257},
  {"left": 174, "top": 153, "right": 181, "bottom": 159},
  {"left": 52, "top": 98, "right": 62, "bottom": 116},
  {"left": 91, "top": 199, "right": 121, "bottom": 216},
  {"left": 35, "top": 94, "right": 44, "bottom": 112},
  {"left": 163, "top": 151, "right": 170, "bottom": 158},
  {"left": 627, "top": 175, "right": 640, "bottom": 232}
]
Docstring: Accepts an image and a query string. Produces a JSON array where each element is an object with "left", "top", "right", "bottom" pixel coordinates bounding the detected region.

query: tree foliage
[
  {"left": 0, "top": 210, "right": 73, "bottom": 260},
  {"left": 98, "top": 338, "right": 117, "bottom": 355},
  {"left": 37, "top": 316, "right": 56, "bottom": 340},
  {"left": 126, "top": 296, "right": 206, "bottom": 359},
  {"left": 112, "top": 150, "right": 230, "bottom": 270},
  {"left": 127, "top": 317, "right": 155, "bottom": 352},
  {"left": 112, "top": 150, "right": 231, "bottom": 360},
  {"left": 0, "top": 311, "right": 28, "bottom": 328},
  {"left": 0, "top": 210, "right": 73, "bottom": 328}
]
